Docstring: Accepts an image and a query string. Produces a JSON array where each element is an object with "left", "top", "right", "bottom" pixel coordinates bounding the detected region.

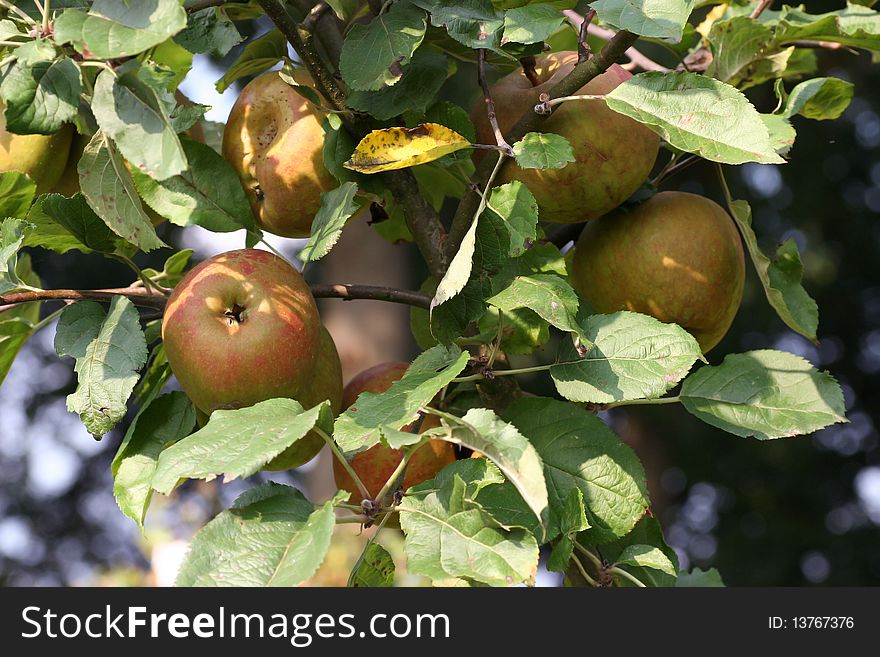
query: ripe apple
[
  {"left": 0, "top": 103, "right": 73, "bottom": 194},
  {"left": 333, "top": 361, "right": 457, "bottom": 502},
  {"left": 222, "top": 71, "right": 335, "bottom": 238},
  {"left": 264, "top": 326, "right": 344, "bottom": 471},
  {"left": 162, "top": 248, "right": 322, "bottom": 413},
  {"left": 570, "top": 191, "right": 746, "bottom": 352},
  {"left": 471, "top": 52, "right": 659, "bottom": 223}
]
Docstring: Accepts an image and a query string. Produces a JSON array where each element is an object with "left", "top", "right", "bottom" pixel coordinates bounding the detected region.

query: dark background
[{"left": 0, "top": 1, "right": 878, "bottom": 586}]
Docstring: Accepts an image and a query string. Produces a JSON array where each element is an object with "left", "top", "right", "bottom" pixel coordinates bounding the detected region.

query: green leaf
[
  {"left": 615, "top": 544, "right": 677, "bottom": 576},
  {"left": 0, "top": 19, "right": 22, "bottom": 41},
  {"left": 604, "top": 71, "right": 785, "bottom": 165},
  {"left": 591, "top": 0, "right": 696, "bottom": 41},
  {"left": 175, "top": 483, "right": 338, "bottom": 587},
  {"left": 334, "top": 345, "right": 470, "bottom": 456},
  {"left": 677, "top": 567, "right": 725, "bottom": 587},
  {"left": 504, "top": 397, "right": 649, "bottom": 542},
  {"left": 486, "top": 273, "right": 582, "bottom": 336},
  {"left": 152, "top": 399, "right": 333, "bottom": 495},
  {"left": 783, "top": 77, "right": 854, "bottom": 121},
  {"left": 774, "top": 3, "right": 880, "bottom": 53},
  {"left": 26, "top": 194, "right": 118, "bottom": 253},
  {"left": 425, "top": 407, "right": 549, "bottom": 533},
  {"left": 424, "top": 101, "right": 477, "bottom": 143},
  {"left": 298, "top": 182, "right": 359, "bottom": 263},
  {"left": 761, "top": 113, "right": 796, "bottom": 156},
  {"left": 0, "top": 217, "right": 30, "bottom": 275},
  {"left": 727, "top": 199, "right": 817, "bottom": 341},
  {"left": 78, "top": 131, "right": 166, "bottom": 252},
  {"left": 141, "top": 249, "right": 193, "bottom": 288},
  {"left": 348, "top": 542, "right": 395, "bottom": 587},
  {"left": 0, "top": 171, "right": 36, "bottom": 219},
  {"left": 681, "top": 349, "right": 847, "bottom": 440},
  {"left": 347, "top": 47, "right": 448, "bottom": 121},
  {"left": 173, "top": 7, "right": 243, "bottom": 57},
  {"left": 431, "top": 209, "right": 479, "bottom": 309},
  {"left": 550, "top": 311, "right": 703, "bottom": 404},
  {"left": 511, "top": 132, "right": 575, "bottom": 170},
  {"left": 112, "top": 392, "right": 196, "bottom": 528},
  {"left": 54, "top": 0, "right": 188, "bottom": 59},
  {"left": 502, "top": 5, "right": 565, "bottom": 44},
  {"left": 130, "top": 138, "right": 257, "bottom": 233},
  {"left": 0, "top": 318, "right": 33, "bottom": 388},
  {"left": 412, "top": 0, "right": 504, "bottom": 51},
  {"left": 0, "top": 41, "right": 81, "bottom": 134},
  {"left": 54, "top": 297, "right": 149, "bottom": 437},
  {"left": 215, "top": 29, "right": 287, "bottom": 93},
  {"left": 399, "top": 462, "right": 540, "bottom": 586},
  {"left": 92, "top": 63, "right": 186, "bottom": 180},
  {"left": 584, "top": 514, "right": 678, "bottom": 587},
  {"left": 485, "top": 181, "right": 538, "bottom": 257},
  {"left": 706, "top": 16, "right": 774, "bottom": 85},
  {"left": 339, "top": 3, "right": 427, "bottom": 91}
]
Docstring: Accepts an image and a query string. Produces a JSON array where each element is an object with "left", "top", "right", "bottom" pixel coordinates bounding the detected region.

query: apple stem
[{"left": 577, "top": 8, "right": 597, "bottom": 64}]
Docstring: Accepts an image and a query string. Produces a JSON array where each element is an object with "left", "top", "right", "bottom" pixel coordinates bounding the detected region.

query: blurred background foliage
[{"left": 0, "top": 1, "right": 878, "bottom": 586}]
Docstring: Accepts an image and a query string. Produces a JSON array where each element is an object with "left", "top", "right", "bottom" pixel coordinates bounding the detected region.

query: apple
[
  {"left": 333, "top": 361, "right": 457, "bottom": 502},
  {"left": 471, "top": 52, "right": 659, "bottom": 223},
  {"left": 264, "top": 326, "right": 344, "bottom": 471},
  {"left": 0, "top": 103, "right": 73, "bottom": 194},
  {"left": 162, "top": 248, "right": 322, "bottom": 413},
  {"left": 222, "top": 71, "right": 335, "bottom": 238},
  {"left": 570, "top": 191, "right": 746, "bottom": 352}
]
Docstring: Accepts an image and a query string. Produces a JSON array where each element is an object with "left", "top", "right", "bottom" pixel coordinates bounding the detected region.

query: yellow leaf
[
  {"left": 344, "top": 123, "right": 471, "bottom": 174},
  {"left": 696, "top": 3, "right": 728, "bottom": 39}
]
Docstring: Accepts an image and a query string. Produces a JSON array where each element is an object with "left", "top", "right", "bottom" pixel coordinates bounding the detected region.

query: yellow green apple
[
  {"left": 0, "top": 102, "right": 73, "bottom": 194},
  {"left": 222, "top": 71, "right": 335, "bottom": 238},
  {"left": 471, "top": 52, "right": 659, "bottom": 223},
  {"left": 570, "top": 191, "right": 746, "bottom": 352}
]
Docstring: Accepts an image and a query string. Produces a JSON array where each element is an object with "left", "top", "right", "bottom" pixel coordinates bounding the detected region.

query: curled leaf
[{"left": 344, "top": 123, "right": 470, "bottom": 174}]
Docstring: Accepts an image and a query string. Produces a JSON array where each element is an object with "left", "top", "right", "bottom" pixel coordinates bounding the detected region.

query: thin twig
[
  {"left": 750, "top": 0, "right": 773, "bottom": 20},
  {"left": 0, "top": 0, "right": 36, "bottom": 24},
  {"left": 605, "top": 395, "right": 681, "bottom": 410},
  {"left": 578, "top": 8, "right": 596, "bottom": 63},
  {"left": 651, "top": 154, "right": 700, "bottom": 187},
  {"left": 478, "top": 49, "right": 513, "bottom": 156},
  {"left": 374, "top": 437, "right": 429, "bottom": 506}
]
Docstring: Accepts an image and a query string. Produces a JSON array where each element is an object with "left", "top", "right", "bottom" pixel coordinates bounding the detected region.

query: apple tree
[{"left": 0, "top": 0, "right": 875, "bottom": 587}]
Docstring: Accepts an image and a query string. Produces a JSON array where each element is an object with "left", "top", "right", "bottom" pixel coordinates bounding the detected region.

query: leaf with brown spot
[{"left": 344, "top": 123, "right": 471, "bottom": 174}]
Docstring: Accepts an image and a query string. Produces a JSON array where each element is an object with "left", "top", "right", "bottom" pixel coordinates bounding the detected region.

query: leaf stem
[
  {"left": 573, "top": 540, "right": 605, "bottom": 570},
  {"left": 477, "top": 49, "right": 514, "bottom": 156},
  {"left": 374, "top": 436, "right": 429, "bottom": 505},
  {"left": 570, "top": 552, "right": 599, "bottom": 587},
  {"left": 314, "top": 426, "right": 372, "bottom": 503},
  {"left": 31, "top": 307, "right": 64, "bottom": 332},
  {"left": 452, "top": 364, "right": 551, "bottom": 384},
  {"left": 608, "top": 566, "right": 647, "bottom": 588},
  {"left": 0, "top": 1, "right": 36, "bottom": 25}
]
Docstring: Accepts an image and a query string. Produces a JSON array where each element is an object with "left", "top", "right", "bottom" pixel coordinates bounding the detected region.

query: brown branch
[
  {"left": 750, "top": 0, "right": 773, "bottom": 20},
  {"left": 520, "top": 56, "right": 541, "bottom": 86},
  {"left": 478, "top": 49, "right": 514, "bottom": 156},
  {"left": 446, "top": 29, "right": 640, "bottom": 258},
  {"left": 0, "top": 288, "right": 168, "bottom": 309},
  {"left": 0, "top": 284, "right": 431, "bottom": 311},
  {"left": 578, "top": 8, "right": 596, "bottom": 63},
  {"left": 311, "top": 283, "right": 430, "bottom": 309},
  {"left": 586, "top": 22, "right": 669, "bottom": 72},
  {"left": 256, "top": 0, "right": 347, "bottom": 110},
  {"left": 383, "top": 170, "right": 449, "bottom": 279}
]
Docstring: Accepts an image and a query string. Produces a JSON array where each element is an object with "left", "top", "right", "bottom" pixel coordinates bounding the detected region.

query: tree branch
[
  {"left": 310, "top": 283, "right": 431, "bottom": 309},
  {"left": 446, "top": 29, "right": 639, "bottom": 257},
  {"left": 256, "top": 0, "right": 347, "bottom": 110},
  {"left": 0, "top": 288, "right": 168, "bottom": 309},
  {"left": 0, "top": 284, "right": 431, "bottom": 311},
  {"left": 750, "top": 0, "right": 773, "bottom": 20}
]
